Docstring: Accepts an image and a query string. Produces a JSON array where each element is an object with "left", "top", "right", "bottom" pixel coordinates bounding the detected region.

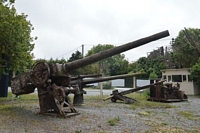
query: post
[
  {"left": 100, "top": 82, "right": 103, "bottom": 99},
  {"left": 133, "top": 76, "right": 136, "bottom": 99},
  {"left": 82, "top": 44, "right": 84, "bottom": 57}
]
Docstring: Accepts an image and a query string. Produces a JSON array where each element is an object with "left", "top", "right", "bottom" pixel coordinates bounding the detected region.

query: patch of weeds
[
  {"left": 145, "top": 120, "right": 159, "bottom": 127},
  {"left": 54, "top": 126, "right": 60, "bottom": 129},
  {"left": 25, "top": 129, "right": 28, "bottom": 132},
  {"left": 75, "top": 130, "right": 82, "bottom": 133},
  {"left": 126, "top": 99, "right": 175, "bottom": 110},
  {"left": 0, "top": 106, "right": 16, "bottom": 115},
  {"left": 178, "top": 111, "right": 193, "bottom": 118},
  {"left": 161, "top": 122, "right": 168, "bottom": 126},
  {"left": 94, "top": 104, "right": 103, "bottom": 108},
  {"left": 127, "top": 103, "right": 140, "bottom": 110},
  {"left": 85, "top": 95, "right": 109, "bottom": 100},
  {"left": 108, "top": 120, "right": 115, "bottom": 126},
  {"left": 147, "top": 127, "right": 189, "bottom": 132},
  {"left": 145, "top": 120, "right": 168, "bottom": 127},
  {"left": 122, "top": 129, "right": 131, "bottom": 132},
  {"left": 115, "top": 116, "right": 120, "bottom": 121},
  {"left": 108, "top": 116, "right": 120, "bottom": 126},
  {"left": 138, "top": 111, "right": 149, "bottom": 116},
  {"left": 143, "top": 101, "right": 175, "bottom": 109},
  {"left": 196, "top": 95, "right": 200, "bottom": 98},
  {"left": 178, "top": 111, "right": 200, "bottom": 121}
]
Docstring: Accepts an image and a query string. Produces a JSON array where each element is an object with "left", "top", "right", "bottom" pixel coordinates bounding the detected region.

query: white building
[{"left": 161, "top": 68, "right": 200, "bottom": 95}]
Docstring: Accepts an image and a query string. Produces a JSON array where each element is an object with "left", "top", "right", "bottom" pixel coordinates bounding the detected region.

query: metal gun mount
[
  {"left": 104, "top": 80, "right": 188, "bottom": 104},
  {"left": 11, "top": 30, "right": 169, "bottom": 117}
]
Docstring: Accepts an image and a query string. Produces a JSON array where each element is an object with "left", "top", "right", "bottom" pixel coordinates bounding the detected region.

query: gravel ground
[{"left": 0, "top": 95, "right": 200, "bottom": 133}]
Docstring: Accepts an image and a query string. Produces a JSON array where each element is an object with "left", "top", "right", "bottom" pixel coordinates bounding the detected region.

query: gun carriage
[{"left": 11, "top": 30, "right": 169, "bottom": 117}]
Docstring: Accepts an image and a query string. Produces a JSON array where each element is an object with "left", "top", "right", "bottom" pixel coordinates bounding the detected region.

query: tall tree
[
  {"left": 0, "top": 0, "right": 36, "bottom": 74},
  {"left": 135, "top": 56, "right": 167, "bottom": 79},
  {"left": 67, "top": 50, "right": 83, "bottom": 76},
  {"left": 190, "top": 58, "right": 200, "bottom": 84},
  {"left": 67, "top": 50, "right": 82, "bottom": 62},
  {"left": 170, "top": 28, "right": 200, "bottom": 68},
  {"left": 86, "top": 44, "right": 129, "bottom": 76}
]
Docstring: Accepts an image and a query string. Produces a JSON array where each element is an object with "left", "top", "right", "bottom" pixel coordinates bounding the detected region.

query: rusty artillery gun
[
  {"left": 104, "top": 80, "right": 188, "bottom": 104},
  {"left": 11, "top": 30, "right": 169, "bottom": 117},
  {"left": 104, "top": 80, "right": 165, "bottom": 103}
]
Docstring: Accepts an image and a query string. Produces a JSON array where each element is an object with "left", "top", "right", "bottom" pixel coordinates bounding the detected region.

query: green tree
[
  {"left": 86, "top": 44, "right": 129, "bottom": 76},
  {"left": 135, "top": 56, "right": 167, "bottom": 79},
  {"left": 67, "top": 51, "right": 82, "bottom": 62},
  {"left": 0, "top": 0, "right": 36, "bottom": 74},
  {"left": 67, "top": 50, "right": 83, "bottom": 76},
  {"left": 190, "top": 58, "right": 200, "bottom": 84},
  {"left": 170, "top": 28, "right": 200, "bottom": 68}
]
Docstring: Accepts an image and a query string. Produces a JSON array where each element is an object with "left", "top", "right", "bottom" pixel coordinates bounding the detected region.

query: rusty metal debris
[
  {"left": 147, "top": 82, "right": 188, "bottom": 102},
  {"left": 11, "top": 30, "right": 169, "bottom": 118},
  {"left": 104, "top": 80, "right": 188, "bottom": 104}
]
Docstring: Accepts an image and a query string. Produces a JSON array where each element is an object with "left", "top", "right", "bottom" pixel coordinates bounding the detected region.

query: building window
[
  {"left": 183, "top": 75, "right": 187, "bottom": 82},
  {"left": 188, "top": 75, "right": 192, "bottom": 82},
  {"left": 168, "top": 75, "right": 172, "bottom": 82},
  {"left": 163, "top": 75, "right": 166, "bottom": 80},
  {"left": 172, "top": 75, "right": 182, "bottom": 82}
]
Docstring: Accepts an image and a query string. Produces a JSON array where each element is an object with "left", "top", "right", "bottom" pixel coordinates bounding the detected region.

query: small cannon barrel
[
  {"left": 65, "top": 30, "right": 169, "bottom": 72},
  {"left": 69, "top": 73, "right": 144, "bottom": 85},
  {"left": 71, "top": 74, "right": 102, "bottom": 80},
  {"left": 117, "top": 80, "right": 165, "bottom": 96}
]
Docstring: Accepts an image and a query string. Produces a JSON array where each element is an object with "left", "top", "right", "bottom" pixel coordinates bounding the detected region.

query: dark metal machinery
[
  {"left": 11, "top": 30, "right": 169, "bottom": 117},
  {"left": 104, "top": 80, "right": 165, "bottom": 103},
  {"left": 104, "top": 80, "right": 188, "bottom": 104},
  {"left": 147, "top": 82, "right": 188, "bottom": 102}
]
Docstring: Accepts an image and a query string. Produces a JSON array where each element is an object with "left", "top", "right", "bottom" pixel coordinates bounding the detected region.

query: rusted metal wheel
[{"left": 31, "top": 62, "right": 50, "bottom": 86}]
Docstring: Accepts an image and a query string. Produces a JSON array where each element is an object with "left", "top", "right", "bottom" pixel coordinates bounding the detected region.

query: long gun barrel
[
  {"left": 31, "top": 30, "right": 169, "bottom": 86},
  {"left": 69, "top": 73, "right": 144, "bottom": 85},
  {"left": 65, "top": 30, "right": 169, "bottom": 72},
  {"left": 71, "top": 74, "right": 102, "bottom": 80},
  {"left": 115, "top": 80, "right": 165, "bottom": 96}
]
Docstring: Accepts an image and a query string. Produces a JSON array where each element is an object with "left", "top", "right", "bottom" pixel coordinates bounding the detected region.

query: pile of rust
[{"left": 11, "top": 30, "right": 169, "bottom": 118}]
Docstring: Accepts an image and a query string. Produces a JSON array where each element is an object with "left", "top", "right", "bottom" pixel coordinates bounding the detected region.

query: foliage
[
  {"left": 108, "top": 54, "right": 130, "bottom": 75},
  {"left": 190, "top": 58, "right": 200, "bottom": 84},
  {"left": 67, "top": 50, "right": 82, "bottom": 62},
  {"left": 149, "top": 71, "right": 158, "bottom": 80},
  {"left": 133, "top": 28, "right": 200, "bottom": 81},
  {"left": 67, "top": 50, "right": 83, "bottom": 75},
  {"left": 35, "top": 58, "right": 67, "bottom": 64},
  {"left": 46, "top": 58, "right": 67, "bottom": 64},
  {"left": 86, "top": 44, "right": 129, "bottom": 76},
  {"left": 170, "top": 28, "right": 200, "bottom": 68},
  {"left": 0, "top": 0, "right": 36, "bottom": 73},
  {"left": 108, "top": 116, "right": 120, "bottom": 126},
  {"left": 135, "top": 57, "right": 167, "bottom": 79}
]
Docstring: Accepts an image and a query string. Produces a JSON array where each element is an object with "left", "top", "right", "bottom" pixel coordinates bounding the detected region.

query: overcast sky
[{"left": 14, "top": 0, "right": 200, "bottom": 62}]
